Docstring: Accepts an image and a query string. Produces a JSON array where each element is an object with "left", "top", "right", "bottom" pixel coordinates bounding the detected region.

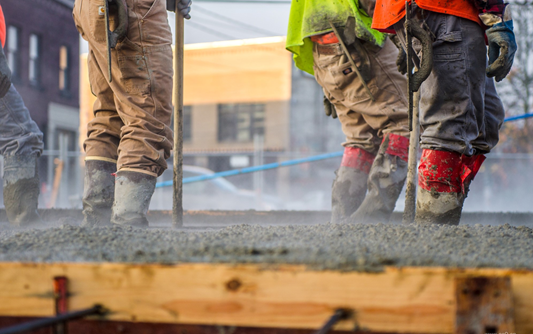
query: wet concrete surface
[{"left": 0, "top": 210, "right": 532, "bottom": 271}]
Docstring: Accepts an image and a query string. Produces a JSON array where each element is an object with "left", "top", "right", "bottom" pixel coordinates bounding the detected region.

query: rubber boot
[
  {"left": 3, "top": 154, "right": 42, "bottom": 226},
  {"left": 414, "top": 150, "right": 485, "bottom": 225},
  {"left": 111, "top": 171, "right": 156, "bottom": 227},
  {"left": 81, "top": 160, "right": 117, "bottom": 227},
  {"left": 331, "top": 147, "right": 375, "bottom": 224},
  {"left": 351, "top": 134, "right": 409, "bottom": 224}
]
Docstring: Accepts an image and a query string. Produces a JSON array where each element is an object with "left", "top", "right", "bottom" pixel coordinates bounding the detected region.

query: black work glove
[
  {"left": 109, "top": 0, "right": 129, "bottom": 45},
  {"left": 323, "top": 95, "right": 337, "bottom": 119},
  {"left": 390, "top": 35, "right": 408, "bottom": 75},
  {"left": 486, "top": 20, "right": 517, "bottom": 82},
  {"left": 0, "top": 43, "right": 12, "bottom": 99}
]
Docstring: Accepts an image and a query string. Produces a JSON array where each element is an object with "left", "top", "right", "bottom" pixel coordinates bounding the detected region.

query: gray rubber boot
[
  {"left": 3, "top": 155, "right": 42, "bottom": 226},
  {"left": 331, "top": 167, "right": 369, "bottom": 224},
  {"left": 81, "top": 160, "right": 116, "bottom": 227},
  {"left": 350, "top": 150, "right": 408, "bottom": 224},
  {"left": 111, "top": 171, "right": 156, "bottom": 227}
]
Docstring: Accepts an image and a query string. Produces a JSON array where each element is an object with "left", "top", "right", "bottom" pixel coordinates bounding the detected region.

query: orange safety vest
[
  {"left": 0, "top": 5, "right": 5, "bottom": 48},
  {"left": 372, "top": 0, "right": 481, "bottom": 32}
]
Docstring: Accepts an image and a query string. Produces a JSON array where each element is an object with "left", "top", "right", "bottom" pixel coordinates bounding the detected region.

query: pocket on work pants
[
  {"left": 117, "top": 39, "right": 151, "bottom": 96},
  {"left": 84, "top": 0, "right": 111, "bottom": 43}
]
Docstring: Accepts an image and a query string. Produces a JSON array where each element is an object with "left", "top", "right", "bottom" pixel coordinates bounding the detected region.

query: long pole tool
[
  {"left": 402, "top": 1, "right": 433, "bottom": 224},
  {"left": 173, "top": 5, "right": 185, "bottom": 227}
]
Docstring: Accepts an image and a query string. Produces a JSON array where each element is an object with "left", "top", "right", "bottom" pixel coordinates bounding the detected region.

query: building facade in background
[
  {"left": 80, "top": 36, "right": 343, "bottom": 209},
  {"left": 2, "top": 0, "right": 80, "bottom": 207}
]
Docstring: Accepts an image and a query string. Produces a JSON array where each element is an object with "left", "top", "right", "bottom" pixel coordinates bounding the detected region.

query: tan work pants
[
  {"left": 73, "top": 0, "right": 173, "bottom": 177},
  {"left": 313, "top": 37, "right": 409, "bottom": 154}
]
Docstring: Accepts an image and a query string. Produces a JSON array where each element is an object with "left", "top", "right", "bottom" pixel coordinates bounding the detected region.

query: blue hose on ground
[{"left": 156, "top": 112, "right": 533, "bottom": 188}]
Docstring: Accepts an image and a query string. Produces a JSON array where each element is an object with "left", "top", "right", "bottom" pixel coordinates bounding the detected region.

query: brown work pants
[
  {"left": 313, "top": 37, "right": 409, "bottom": 154},
  {"left": 73, "top": 0, "right": 173, "bottom": 177}
]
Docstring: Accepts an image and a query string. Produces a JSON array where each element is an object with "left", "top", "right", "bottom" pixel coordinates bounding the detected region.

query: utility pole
[{"left": 173, "top": 4, "right": 184, "bottom": 227}]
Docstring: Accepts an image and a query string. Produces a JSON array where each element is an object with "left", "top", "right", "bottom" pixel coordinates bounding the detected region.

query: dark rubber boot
[
  {"left": 331, "top": 147, "right": 375, "bottom": 224},
  {"left": 111, "top": 171, "right": 156, "bottom": 227},
  {"left": 81, "top": 160, "right": 117, "bottom": 227},
  {"left": 351, "top": 135, "right": 409, "bottom": 224},
  {"left": 3, "top": 155, "right": 42, "bottom": 226}
]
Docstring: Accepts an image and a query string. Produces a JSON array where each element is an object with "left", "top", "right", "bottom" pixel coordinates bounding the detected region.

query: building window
[
  {"left": 29, "top": 34, "right": 41, "bottom": 85},
  {"left": 218, "top": 103, "right": 265, "bottom": 142},
  {"left": 6, "top": 26, "right": 20, "bottom": 79},
  {"left": 59, "top": 46, "right": 70, "bottom": 93}
]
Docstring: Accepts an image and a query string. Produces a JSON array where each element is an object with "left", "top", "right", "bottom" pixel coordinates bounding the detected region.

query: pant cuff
[
  {"left": 118, "top": 168, "right": 158, "bottom": 178},
  {"left": 85, "top": 156, "right": 118, "bottom": 164}
]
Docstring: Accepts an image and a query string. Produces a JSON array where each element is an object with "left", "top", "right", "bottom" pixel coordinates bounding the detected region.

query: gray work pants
[
  {"left": 395, "top": 12, "right": 505, "bottom": 155},
  {"left": 0, "top": 85, "right": 43, "bottom": 157}
]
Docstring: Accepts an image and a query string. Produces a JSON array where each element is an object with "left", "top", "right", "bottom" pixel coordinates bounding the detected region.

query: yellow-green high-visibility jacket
[{"left": 286, "top": 0, "right": 386, "bottom": 75}]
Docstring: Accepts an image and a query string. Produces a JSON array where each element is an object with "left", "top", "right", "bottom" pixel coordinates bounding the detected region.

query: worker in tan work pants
[
  {"left": 73, "top": 0, "right": 191, "bottom": 227},
  {"left": 314, "top": 37, "right": 410, "bottom": 224},
  {"left": 287, "top": 0, "right": 410, "bottom": 224}
]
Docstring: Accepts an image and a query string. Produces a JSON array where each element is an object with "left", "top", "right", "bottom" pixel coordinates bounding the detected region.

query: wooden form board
[{"left": 0, "top": 263, "right": 531, "bottom": 333}]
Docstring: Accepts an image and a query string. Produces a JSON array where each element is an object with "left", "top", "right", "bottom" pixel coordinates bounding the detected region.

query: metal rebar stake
[{"left": 173, "top": 6, "right": 185, "bottom": 228}]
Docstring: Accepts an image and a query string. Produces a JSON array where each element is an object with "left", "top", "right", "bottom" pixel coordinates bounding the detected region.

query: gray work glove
[
  {"left": 0, "top": 43, "right": 12, "bottom": 99},
  {"left": 178, "top": 0, "right": 192, "bottom": 19},
  {"left": 486, "top": 20, "right": 516, "bottom": 82},
  {"left": 323, "top": 95, "right": 337, "bottom": 119}
]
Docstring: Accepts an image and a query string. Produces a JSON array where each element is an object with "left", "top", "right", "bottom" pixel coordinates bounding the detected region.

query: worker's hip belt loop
[
  {"left": 417, "top": 149, "right": 486, "bottom": 194},
  {"left": 340, "top": 147, "right": 376, "bottom": 174}
]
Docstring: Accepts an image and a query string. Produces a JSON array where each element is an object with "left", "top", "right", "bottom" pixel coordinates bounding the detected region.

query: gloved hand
[
  {"left": 109, "top": 0, "right": 129, "bottom": 45},
  {"left": 0, "top": 43, "right": 12, "bottom": 99},
  {"left": 178, "top": 0, "right": 192, "bottom": 19},
  {"left": 390, "top": 35, "right": 408, "bottom": 75},
  {"left": 323, "top": 95, "right": 337, "bottom": 119},
  {"left": 486, "top": 20, "right": 516, "bottom": 82}
]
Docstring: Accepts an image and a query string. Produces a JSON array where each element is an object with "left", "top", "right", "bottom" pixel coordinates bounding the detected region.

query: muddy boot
[
  {"left": 351, "top": 134, "right": 409, "bottom": 224},
  {"left": 414, "top": 150, "right": 485, "bottom": 225},
  {"left": 111, "top": 171, "right": 156, "bottom": 227},
  {"left": 81, "top": 160, "right": 117, "bottom": 227},
  {"left": 331, "top": 147, "right": 375, "bottom": 224},
  {"left": 3, "top": 154, "right": 42, "bottom": 226}
]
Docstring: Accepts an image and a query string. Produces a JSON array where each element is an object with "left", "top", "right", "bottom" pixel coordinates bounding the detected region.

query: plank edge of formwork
[{"left": 0, "top": 262, "right": 532, "bottom": 333}]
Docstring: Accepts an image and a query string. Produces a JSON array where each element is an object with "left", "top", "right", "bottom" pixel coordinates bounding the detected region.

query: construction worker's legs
[
  {"left": 0, "top": 85, "right": 44, "bottom": 226},
  {"left": 74, "top": 0, "right": 173, "bottom": 225},
  {"left": 395, "top": 12, "right": 505, "bottom": 224},
  {"left": 313, "top": 37, "right": 409, "bottom": 223}
]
